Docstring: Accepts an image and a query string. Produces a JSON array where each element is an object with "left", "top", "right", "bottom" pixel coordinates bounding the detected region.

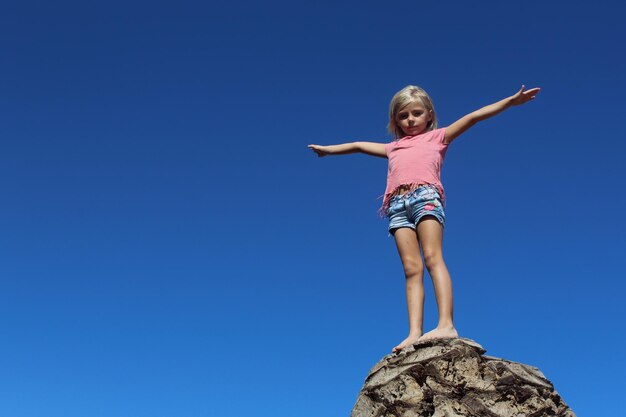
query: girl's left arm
[{"left": 443, "top": 85, "right": 540, "bottom": 145}]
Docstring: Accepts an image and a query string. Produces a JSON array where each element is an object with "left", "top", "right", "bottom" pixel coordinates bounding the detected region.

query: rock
[{"left": 351, "top": 338, "right": 575, "bottom": 417}]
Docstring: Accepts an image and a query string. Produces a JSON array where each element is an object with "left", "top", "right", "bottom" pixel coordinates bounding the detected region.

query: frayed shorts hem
[{"left": 388, "top": 212, "right": 446, "bottom": 235}]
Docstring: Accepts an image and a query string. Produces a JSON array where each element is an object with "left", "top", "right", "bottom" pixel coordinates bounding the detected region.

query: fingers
[
  {"left": 308, "top": 144, "right": 326, "bottom": 157},
  {"left": 511, "top": 85, "right": 541, "bottom": 104},
  {"left": 522, "top": 87, "right": 541, "bottom": 102},
  {"left": 525, "top": 87, "right": 541, "bottom": 97},
  {"left": 517, "top": 85, "right": 541, "bottom": 96},
  {"left": 515, "top": 85, "right": 541, "bottom": 94}
]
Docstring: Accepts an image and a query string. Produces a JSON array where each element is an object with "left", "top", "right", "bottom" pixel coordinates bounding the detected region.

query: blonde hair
[{"left": 387, "top": 85, "right": 438, "bottom": 138}]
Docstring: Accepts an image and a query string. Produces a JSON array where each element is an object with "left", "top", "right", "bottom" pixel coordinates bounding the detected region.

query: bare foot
[
  {"left": 392, "top": 334, "right": 422, "bottom": 352},
  {"left": 418, "top": 326, "right": 458, "bottom": 342}
]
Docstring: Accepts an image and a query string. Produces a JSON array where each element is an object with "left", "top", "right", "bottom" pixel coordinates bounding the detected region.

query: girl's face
[{"left": 396, "top": 101, "right": 432, "bottom": 136}]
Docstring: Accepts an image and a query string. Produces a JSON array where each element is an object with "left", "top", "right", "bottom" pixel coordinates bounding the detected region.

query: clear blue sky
[{"left": 1, "top": 1, "right": 625, "bottom": 416}]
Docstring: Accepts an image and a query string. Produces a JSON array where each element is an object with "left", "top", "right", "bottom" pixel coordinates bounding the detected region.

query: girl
[{"left": 308, "top": 85, "right": 540, "bottom": 352}]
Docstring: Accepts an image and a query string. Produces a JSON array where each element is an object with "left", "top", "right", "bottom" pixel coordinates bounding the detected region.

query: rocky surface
[{"left": 351, "top": 338, "right": 575, "bottom": 417}]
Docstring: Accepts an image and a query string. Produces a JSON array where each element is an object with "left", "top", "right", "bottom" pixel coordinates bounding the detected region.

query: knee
[
  {"left": 423, "top": 250, "right": 444, "bottom": 270},
  {"left": 402, "top": 257, "right": 424, "bottom": 280}
]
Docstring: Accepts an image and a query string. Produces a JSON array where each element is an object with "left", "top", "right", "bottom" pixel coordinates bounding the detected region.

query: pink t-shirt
[{"left": 381, "top": 128, "right": 448, "bottom": 215}]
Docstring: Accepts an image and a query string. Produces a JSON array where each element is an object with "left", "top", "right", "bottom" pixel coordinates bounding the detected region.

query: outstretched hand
[
  {"left": 509, "top": 85, "right": 541, "bottom": 106},
  {"left": 308, "top": 144, "right": 330, "bottom": 157}
]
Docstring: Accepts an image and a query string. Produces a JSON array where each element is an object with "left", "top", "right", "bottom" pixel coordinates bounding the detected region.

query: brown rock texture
[{"left": 351, "top": 338, "right": 575, "bottom": 417}]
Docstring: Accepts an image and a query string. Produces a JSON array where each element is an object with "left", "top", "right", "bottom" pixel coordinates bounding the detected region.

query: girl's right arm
[{"left": 308, "top": 142, "right": 387, "bottom": 158}]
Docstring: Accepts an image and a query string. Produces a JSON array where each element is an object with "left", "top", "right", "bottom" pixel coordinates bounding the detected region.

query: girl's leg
[
  {"left": 416, "top": 217, "right": 458, "bottom": 341},
  {"left": 392, "top": 227, "right": 425, "bottom": 352}
]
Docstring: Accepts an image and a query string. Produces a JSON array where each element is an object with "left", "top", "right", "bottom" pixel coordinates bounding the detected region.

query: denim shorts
[{"left": 387, "top": 185, "right": 446, "bottom": 234}]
